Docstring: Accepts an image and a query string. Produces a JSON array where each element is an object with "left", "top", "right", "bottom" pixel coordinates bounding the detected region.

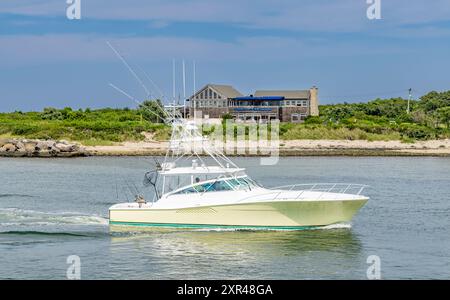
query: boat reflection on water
[
  {"left": 110, "top": 224, "right": 361, "bottom": 256},
  {"left": 109, "top": 225, "right": 367, "bottom": 279}
]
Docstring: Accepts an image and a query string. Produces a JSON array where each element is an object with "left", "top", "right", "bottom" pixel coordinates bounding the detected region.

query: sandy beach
[{"left": 85, "top": 139, "right": 450, "bottom": 156}]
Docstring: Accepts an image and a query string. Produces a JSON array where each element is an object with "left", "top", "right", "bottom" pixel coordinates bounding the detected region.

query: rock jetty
[{"left": 0, "top": 139, "right": 87, "bottom": 157}]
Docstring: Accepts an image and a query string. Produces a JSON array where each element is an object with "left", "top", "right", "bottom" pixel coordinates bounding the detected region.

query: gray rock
[
  {"left": 50, "top": 146, "right": 61, "bottom": 154},
  {"left": 55, "top": 143, "right": 74, "bottom": 152},
  {"left": 23, "top": 142, "right": 37, "bottom": 153},
  {"left": 36, "top": 141, "right": 55, "bottom": 151},
  {"left": 16, "top": 144, "right": 26, "bottom": 153},
  {"left": 0, "top": 138, "right": 87, "bottom": 157},
  {"left": 0, "top": 143, "right": 17, "bottom": 152},
  {"left": 16, "top": 141, "right": 25, "bottom": 150},
  {"left": 37, "top": 150, "right": 52, "bottom": 157}
]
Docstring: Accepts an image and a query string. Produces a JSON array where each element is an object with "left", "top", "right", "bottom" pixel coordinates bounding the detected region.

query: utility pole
[{"left": 407, "top": 88, "right": 412, "bottom": 114}]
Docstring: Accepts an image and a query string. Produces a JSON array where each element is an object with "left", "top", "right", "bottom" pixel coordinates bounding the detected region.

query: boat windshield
[
  {"left": 173, "top": 176, "right": 257, "bottom": 195},
  {"left": 226, "top": 177, "right": 255, "bottom": 190}
]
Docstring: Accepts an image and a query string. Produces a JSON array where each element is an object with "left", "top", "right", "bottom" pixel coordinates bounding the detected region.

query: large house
[{"left": 188, "top": 84, "right": 319, "bottom": 122}]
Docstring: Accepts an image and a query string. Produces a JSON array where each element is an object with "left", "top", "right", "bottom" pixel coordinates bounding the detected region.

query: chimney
[{"left": 309, "top": 86, "right": 319, "bottom": 116}]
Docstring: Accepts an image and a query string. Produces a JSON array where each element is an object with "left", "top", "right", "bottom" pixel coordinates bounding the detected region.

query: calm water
[{"left": 0, "top": 156, "right": 449, "bottom": 279}]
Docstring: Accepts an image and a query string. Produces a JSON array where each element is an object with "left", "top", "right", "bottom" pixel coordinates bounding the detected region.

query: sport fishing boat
[{"left": 109, "top": 115, "right": 369, "bottom": 230}]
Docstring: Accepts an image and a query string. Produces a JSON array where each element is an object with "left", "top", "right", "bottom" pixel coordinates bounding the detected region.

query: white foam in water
[
  {"left": 192, "top": 228, "right": 242, "bottom": 232},
  {"left": 0, "top": 208, "right": 109, "bottom": 226},
  {"left": 318, "top": 222, "right": 352, "bottom": 230},
  {"left": 192, "top": 223, "right": 352, "bottom": 232}
]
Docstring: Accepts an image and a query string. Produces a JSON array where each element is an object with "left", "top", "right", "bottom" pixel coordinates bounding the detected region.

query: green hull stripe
[{"left": 109, "top": 220, "right": 318, "bottom": 230}]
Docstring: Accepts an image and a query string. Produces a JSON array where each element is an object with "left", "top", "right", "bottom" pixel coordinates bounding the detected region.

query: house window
[
  {"left": 291, "top": 114, "right": 299, "bottom": 122},
  {"left": 208, "top": 89, "right": 212, "bottom": 98},
  {"left": 213, "top": 92, "right": 217, "bottom": 99}
]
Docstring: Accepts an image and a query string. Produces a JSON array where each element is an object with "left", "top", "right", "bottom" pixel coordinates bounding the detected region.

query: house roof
[
  {"left": 209, "top": 84, "right": 243, "bottom": 98},
  {"left": 254, "top": 90, "right": 310, "bottom": 99},
  {"left": 191, "top": 84, "right": 243, "bottom": 99}
]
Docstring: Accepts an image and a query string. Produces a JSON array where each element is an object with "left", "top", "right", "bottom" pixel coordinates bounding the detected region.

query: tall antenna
[
  {"left": 193, "top": 60, "right": 196, "bottom": 119},
  {"left": 172, "top": 59, "right": 176, "bottom": 103},
  {"left": 407, "top": 88, "right": 412, "bottom": 114},
  {"left": 193, "top": 60, "right": 196, "bottom": 95},
  {"left": 182, "top": 59, "right": 186, "bottom": 118}
]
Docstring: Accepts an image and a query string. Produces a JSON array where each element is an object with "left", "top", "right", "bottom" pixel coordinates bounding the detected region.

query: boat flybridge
[{"left": 109, "top": 117, "right": 369, "bottom": 230}]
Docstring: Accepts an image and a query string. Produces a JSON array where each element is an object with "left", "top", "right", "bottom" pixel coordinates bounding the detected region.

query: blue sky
[{"left": 1, "top": 0, "right": 450, "bottom": 111}]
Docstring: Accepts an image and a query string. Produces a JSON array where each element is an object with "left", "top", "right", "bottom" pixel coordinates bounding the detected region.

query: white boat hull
[{"left": 109, "top": 198, "right": 368, "bottom": 230}]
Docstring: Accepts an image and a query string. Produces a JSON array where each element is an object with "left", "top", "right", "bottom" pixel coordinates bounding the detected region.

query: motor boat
[{"left": 109, "top": 117, "right": 368, "bottom": 230}]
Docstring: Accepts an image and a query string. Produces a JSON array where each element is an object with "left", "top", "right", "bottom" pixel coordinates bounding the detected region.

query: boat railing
[{"left": 237, "top": 183, "right": 368, "bottom": 203}]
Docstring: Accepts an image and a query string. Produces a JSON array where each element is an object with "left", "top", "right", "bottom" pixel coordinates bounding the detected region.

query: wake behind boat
[{"left": 109, "top": 116, "right": 368, "bottom": 230}]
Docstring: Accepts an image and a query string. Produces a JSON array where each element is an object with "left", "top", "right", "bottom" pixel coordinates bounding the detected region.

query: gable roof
[
  {"left": 254, "top": 90, "right": 310, "bottom": 99},
  {"left": 191, "top": 84, "right": 243, "bottom": 99},
  {"left": 209, "top": 84, "right": 243, "bottom": 98}
]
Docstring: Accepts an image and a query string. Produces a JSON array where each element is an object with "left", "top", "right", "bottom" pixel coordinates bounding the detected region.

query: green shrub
[
  {"left": 399, "top": 123, "right": 435, "bottom": 140},
  {"left": 11, "top": 124, "right": 40, "bottom": 135}
]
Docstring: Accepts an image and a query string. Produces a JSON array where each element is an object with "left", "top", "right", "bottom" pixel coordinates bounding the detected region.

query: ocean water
[{"left": 0, "top": 156, "right": 449, "bottom": 279}]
